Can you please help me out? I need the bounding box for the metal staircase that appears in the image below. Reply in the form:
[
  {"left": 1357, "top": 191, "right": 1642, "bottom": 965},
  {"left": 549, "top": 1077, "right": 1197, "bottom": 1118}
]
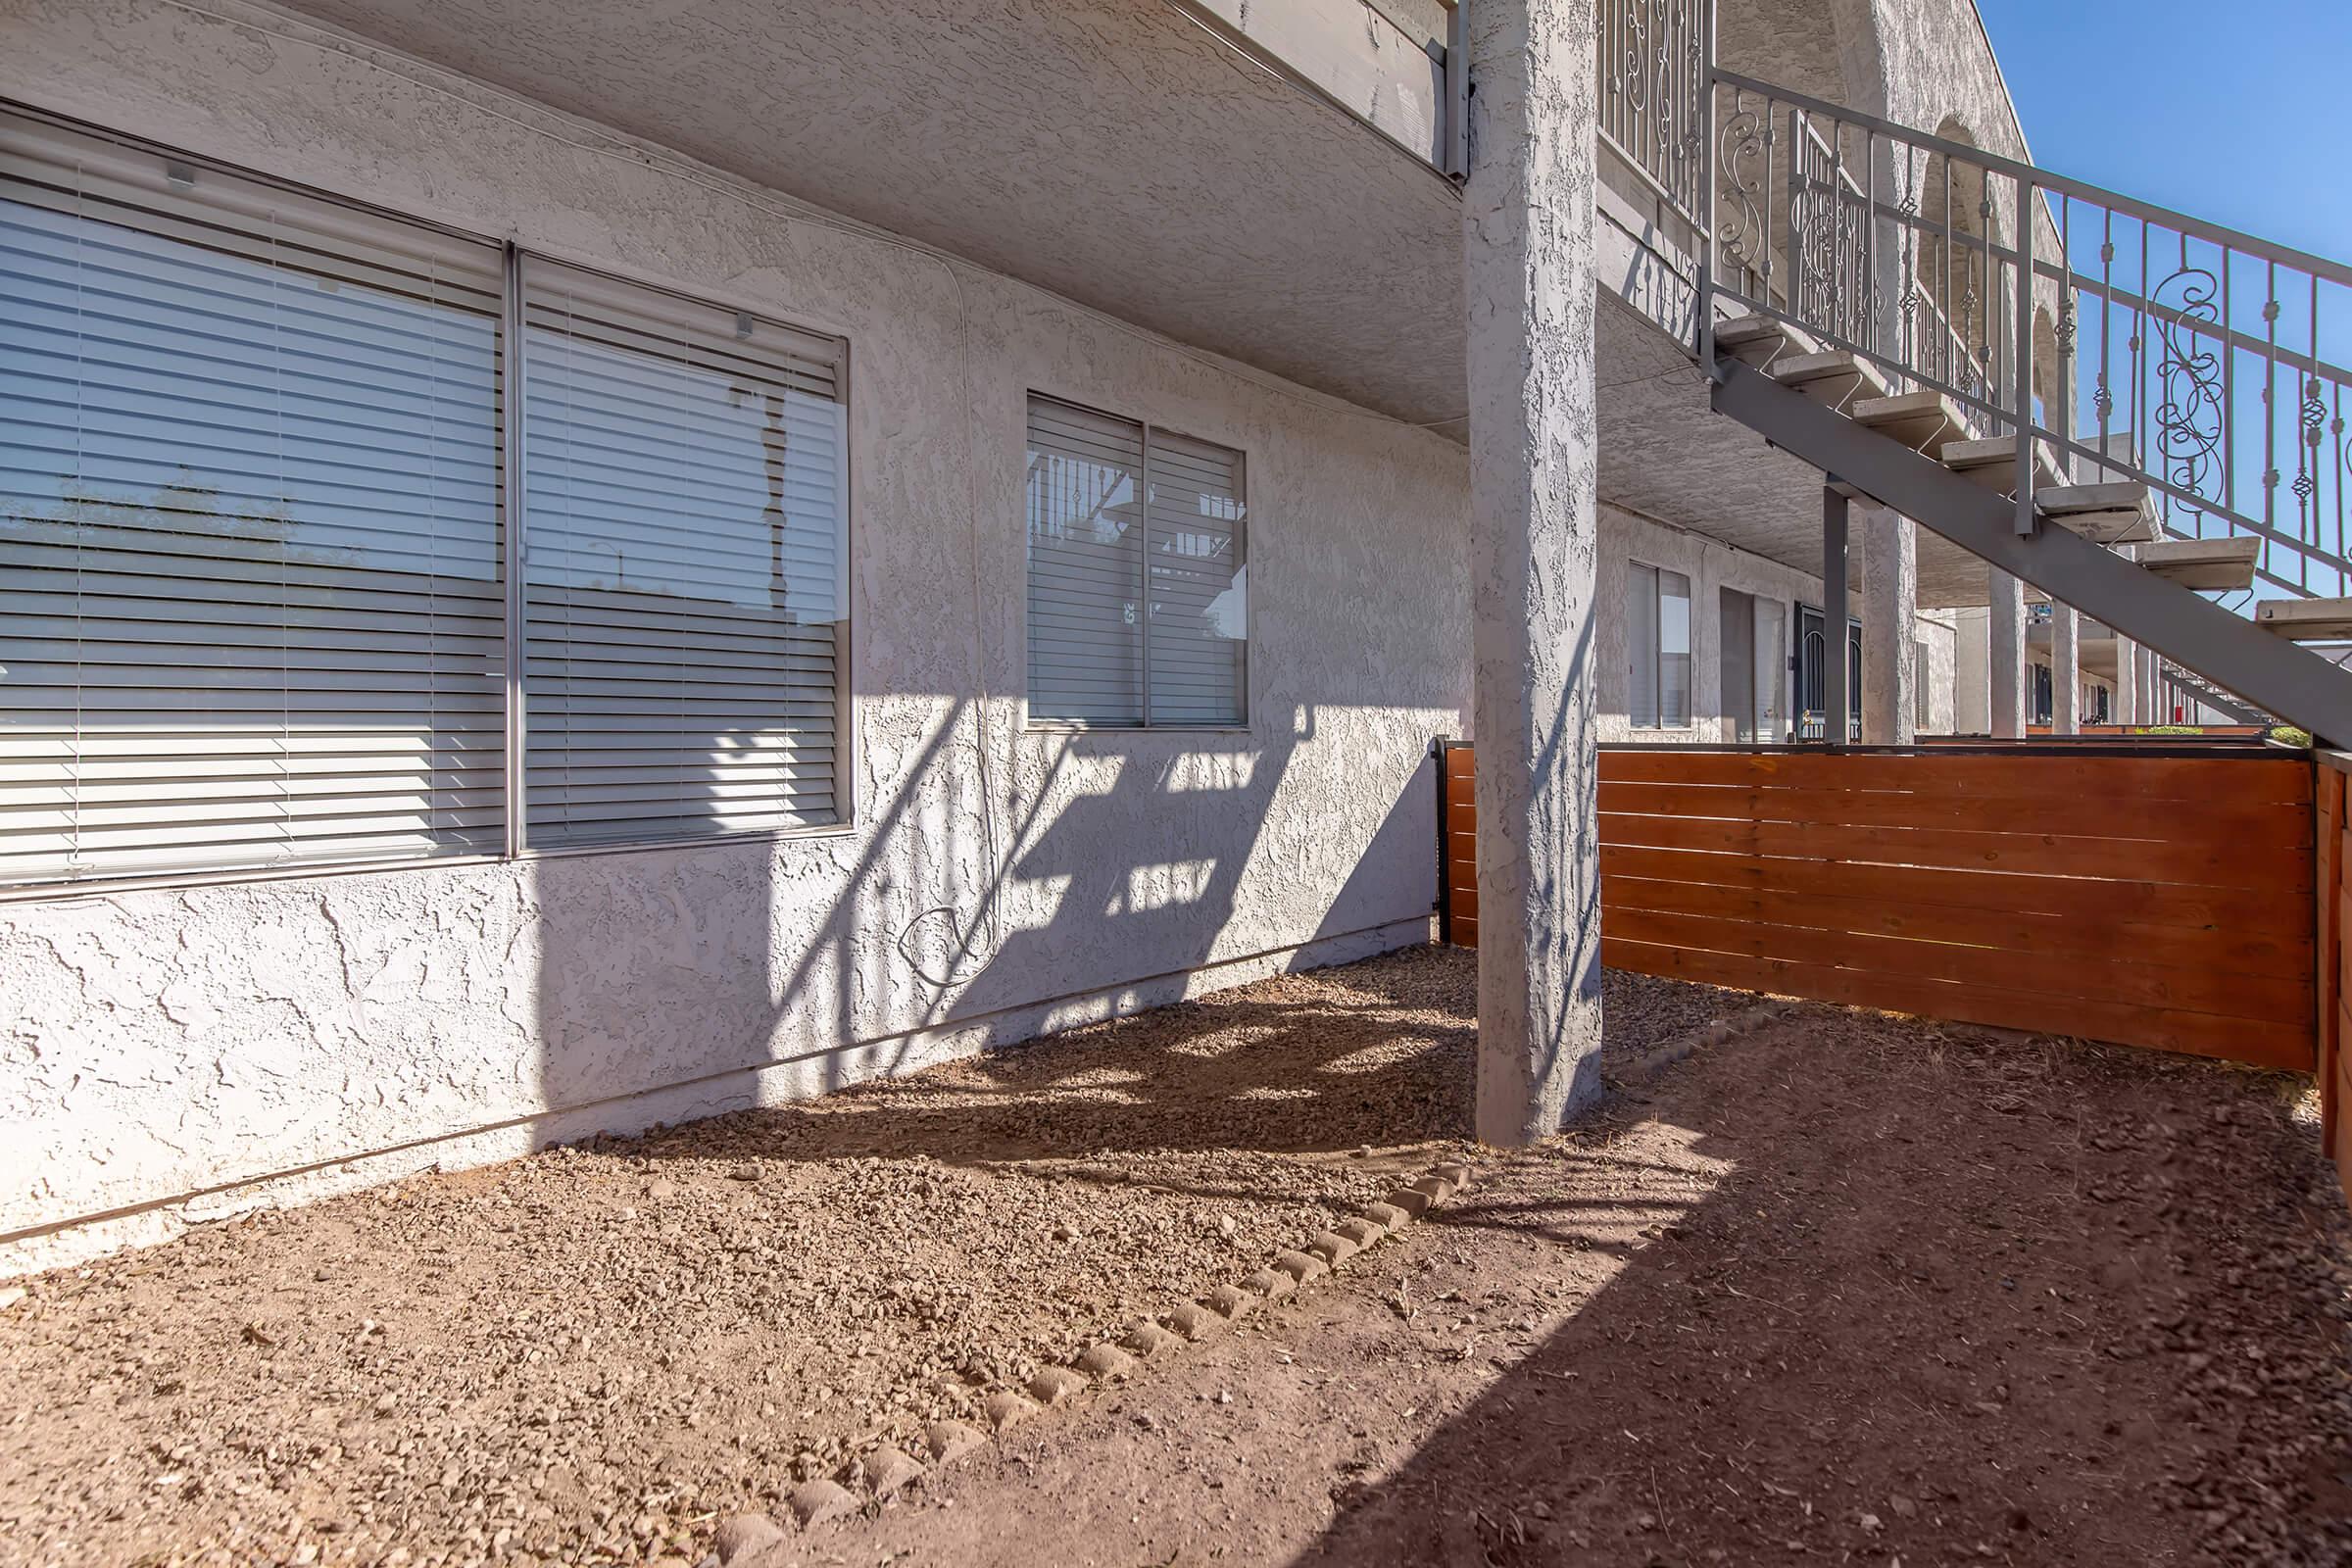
[{"left": 1598, "top": 17, "right": 2352, "bottom": 740}]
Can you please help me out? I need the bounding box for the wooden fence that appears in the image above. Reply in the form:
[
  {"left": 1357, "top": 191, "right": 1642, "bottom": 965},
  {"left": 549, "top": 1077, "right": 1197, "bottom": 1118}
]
[
  {"left": 1440, "top": 742, "right": 2317, "bottom": 1071},
  {"left": 2318, "top": 756, "right": 2351, "bottom": 1206}
]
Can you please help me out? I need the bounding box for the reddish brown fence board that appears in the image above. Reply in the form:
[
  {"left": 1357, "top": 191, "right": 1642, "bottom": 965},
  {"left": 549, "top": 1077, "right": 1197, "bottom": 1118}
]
[
  {"left": 1446, "top": 744, "right": 2318, "bottom": 1072},
  {"left": 2318, "top": 758, "right": 2351, "bottom": 1206}
]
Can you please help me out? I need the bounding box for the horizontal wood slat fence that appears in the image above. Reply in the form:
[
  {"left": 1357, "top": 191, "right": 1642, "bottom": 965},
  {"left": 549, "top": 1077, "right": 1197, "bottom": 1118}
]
[
  {"left": 2316, "top": 756, "right": 2350, "bottom": 1210},
  {"left": 1440, "top": 741, "right": 2317, "bottom": 1071}
]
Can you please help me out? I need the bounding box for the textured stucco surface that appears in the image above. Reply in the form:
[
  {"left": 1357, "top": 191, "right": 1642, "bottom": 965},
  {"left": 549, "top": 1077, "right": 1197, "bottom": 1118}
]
[
  {"left": 2050, "top": 605, "right": 2082, "bottom": 732},
  {"left": 0, "top": 0, "right": 2033, "bottom": 1261},
  {"left": 1987, "top": 568, "right": 2029, "bottom": 737},
  {"left": 1860, "top": 506, "right": 1919, "bottom": 742},
  {"left": 1461, "top": 0, "right": 1604, "bottom": 1146},
  {"left": 0, "top": 0, "right": 1469, "bottom": 1270}
]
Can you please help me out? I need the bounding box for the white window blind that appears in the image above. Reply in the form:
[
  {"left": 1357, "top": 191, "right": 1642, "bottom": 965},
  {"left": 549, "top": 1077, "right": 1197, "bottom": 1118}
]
[
  {"left": 519, "top": 259, "right": 848, "bottom": 848},
  {"left": 1025, "top": 394, "right": 1246, "bottom": 728},
  {"left": 1145, "top": 431, "right": 1247, "bottom": 726},
  {"left": 1628, "top": 564, "right": 1660, "bottom": 727},
  {"left": 1627, "top": 561, "right": 1690, "bottom": 730},
  {"left": 1659, "top": 567, "right": 1692, "bottom": 726},
  {"left": 0, "top": 113, "right": 506, "bottom": 886}
]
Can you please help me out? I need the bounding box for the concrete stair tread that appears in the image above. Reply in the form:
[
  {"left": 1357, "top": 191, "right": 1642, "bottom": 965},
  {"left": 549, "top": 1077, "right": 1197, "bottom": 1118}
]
[
  {"left": 1852, "top": 390, "right": 1975, "bottom": 459},
  {"left": 1943, "top": 434, "right": 2064, "bottom": 495},
  {"left": 2256, "top": 597, "right": 2352, "bottom": 640},
  {"left": 2037, "top": 481, "right": 2149, "bottom": 515},
  {"left": 1768, "top": 349, "right": 1895, "bottom": 410},
  {"left": 2137, "top": 535, "right": 2260, "bottom": 592},
  {"left": 1715, "top": 315, "right": 1819, "bottom": 369},
  {"left": 2036, "top": 481, "right": 2157, "bottom": 545}
]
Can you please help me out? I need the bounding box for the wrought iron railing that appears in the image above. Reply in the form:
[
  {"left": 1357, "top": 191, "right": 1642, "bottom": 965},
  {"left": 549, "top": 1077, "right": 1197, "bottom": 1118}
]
[
  {"left": 1596, "top": 0, "right": 1709, "bottom": 220},
  {"left": 1592, "top": 0, "right": 2352, "bottom": 606}
]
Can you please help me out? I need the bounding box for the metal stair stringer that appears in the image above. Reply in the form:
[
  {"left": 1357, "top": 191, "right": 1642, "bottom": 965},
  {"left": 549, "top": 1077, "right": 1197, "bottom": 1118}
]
[{"left": 1710, "top": 357, "right": 2352, "bottom": 746}]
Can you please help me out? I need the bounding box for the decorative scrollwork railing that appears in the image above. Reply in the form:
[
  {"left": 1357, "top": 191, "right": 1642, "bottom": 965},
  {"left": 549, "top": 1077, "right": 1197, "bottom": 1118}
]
[
  {"left": 1596, "top": 0, "right": 1708, "bottom": 220},
  {"left": 1690, "top": 67, "right": 2352, "bottom": 603},
  {"left": 1592, "top": 0, "right": 2352, "bottom": 603}
]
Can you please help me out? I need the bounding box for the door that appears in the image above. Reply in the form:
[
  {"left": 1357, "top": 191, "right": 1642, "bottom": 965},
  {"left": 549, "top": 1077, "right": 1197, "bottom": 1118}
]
[
  {"left": 1720, "top": 587, "right": 1755, "bottom": 742},
  {"left": 1798, "top": 606, "right": 1827, "bottom": 738}
]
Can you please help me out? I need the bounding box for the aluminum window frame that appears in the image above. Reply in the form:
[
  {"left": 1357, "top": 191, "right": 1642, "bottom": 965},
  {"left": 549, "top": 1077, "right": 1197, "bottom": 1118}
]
[
  {"left": 1626, "top": 557, "right": 1694, "bottom": 732},
  {"left": 0, "top": 102, "right": 859, "bottom": 903},
  {"left": 1020, "top": 390, "right": 1252, "bottom": 735}
]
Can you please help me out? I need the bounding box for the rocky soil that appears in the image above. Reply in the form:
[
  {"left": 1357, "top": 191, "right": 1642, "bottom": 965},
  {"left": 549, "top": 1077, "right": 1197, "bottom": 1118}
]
[
  {"left": 9, "top": 949, "right": 2347, "bottom": 1568},
  {"left": 0, "top": 949, "right": 1744, "bottom": 1567}
]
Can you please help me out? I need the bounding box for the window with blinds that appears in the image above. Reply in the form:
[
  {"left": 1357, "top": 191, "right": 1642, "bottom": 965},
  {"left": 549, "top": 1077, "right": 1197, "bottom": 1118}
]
[
  {"left": 1025, "top": 395, "right": 1246, "bottom": 728},
  {"left": 0, "top": 111, "right": 856, "bottom": 891},
  {"left": 519, "top": 260, "right": 847, "bottom": 848},
  {"left": 0, "top": 113, "right": 507, "bottom": 886},
  {"left": 1627, "top": 561, "right": 1692, "bottom": 729}
]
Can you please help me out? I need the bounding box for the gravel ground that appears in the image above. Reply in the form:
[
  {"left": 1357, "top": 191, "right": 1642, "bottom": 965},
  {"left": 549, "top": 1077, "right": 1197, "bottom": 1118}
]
[
  {"left": 0, "top": 947, "right": 1758, "bottom": 1568},
  {"left": 831, "top": 1004, "right": 2352, "bottom": 1568}
]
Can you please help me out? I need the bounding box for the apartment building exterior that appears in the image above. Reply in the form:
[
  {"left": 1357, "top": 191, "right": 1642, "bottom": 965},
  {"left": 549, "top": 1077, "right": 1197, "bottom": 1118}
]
[{"left": 0, "top": 0, "right": 2209, "bottom": 1271}]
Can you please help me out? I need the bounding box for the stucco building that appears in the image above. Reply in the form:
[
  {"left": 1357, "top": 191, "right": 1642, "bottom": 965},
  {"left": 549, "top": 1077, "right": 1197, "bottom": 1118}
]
[{"left": 0, "top": 0, "right": 2314, "bottom": 1273}]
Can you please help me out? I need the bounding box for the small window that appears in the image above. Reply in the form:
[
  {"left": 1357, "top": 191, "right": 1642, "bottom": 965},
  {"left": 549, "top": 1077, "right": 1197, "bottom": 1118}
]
[
  {"left": 1628, "top": 562, "right": 1692, "bottom": 728},
  {"left": 1024, "top": 395, "right": 1247, "bottom": 728}
]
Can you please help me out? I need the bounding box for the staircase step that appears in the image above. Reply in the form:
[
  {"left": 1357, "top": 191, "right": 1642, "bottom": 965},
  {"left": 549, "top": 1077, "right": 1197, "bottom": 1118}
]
[
  {"left": 2136, "top": 535, "right": 2260, "bottom": 592},
  {"left": 2256, "top": 597, "right": 2352, "bottom": 640},
  {"left": 1768, "top": 350, "right": 1895, "bottom": 412},
  {"left": 1942, "top": 435, "right": 2064, "bottom": 495},
  {"left": 1715, "top": 315, "right": 1819, "bottom": 370},
  {"left": 1852, "top": 391, "right": 1974, "bottom": 459},
  {"left": 2036, "top": 482, "right": 2159, "bottom": 545}
]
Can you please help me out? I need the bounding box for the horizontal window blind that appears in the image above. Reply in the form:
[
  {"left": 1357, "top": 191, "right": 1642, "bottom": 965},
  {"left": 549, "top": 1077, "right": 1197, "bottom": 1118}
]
[
  {"left": 520, "top": 259, "right": 848, "bottom": 848},
  {"left": 1025, "top": 395, "right": 1246, "bottom": 728},
  {"left": 1628, "top": 564, "right": 1661, "bottom": 727},
  {"left": 0, "top": 113, "right": 506, "bottom": 886},
  {"left": 1026, "top": 397, "right": 1144, "bottom": 724},
  {"left": 1145, "top": 431, "right": 1246, "bottom": 727}
]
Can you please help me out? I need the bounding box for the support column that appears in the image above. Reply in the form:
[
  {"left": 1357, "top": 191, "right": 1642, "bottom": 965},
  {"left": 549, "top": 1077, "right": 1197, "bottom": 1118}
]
[
  {"left": 2113, "top": 546, "right": 2139, "bottom": 725},
  {"left": 1859, "top": 506, "right": 1916, "bottom": 743},
  {"left": 2143, "top": 646, "right": 2166, "bottom": 724},
  {"left": 1461, "top": 0, "right": 1602, "bottom": 1146},
  {"left": 2050, "top": 603, "right": 2081, "bottom": 734},
  {"left": 1987, "top": 565, "right": 2028, "bottom": 738}
]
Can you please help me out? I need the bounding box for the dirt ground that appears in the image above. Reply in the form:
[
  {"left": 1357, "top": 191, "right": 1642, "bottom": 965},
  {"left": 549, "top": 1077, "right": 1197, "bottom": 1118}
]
[{"left": 5, "top": 947, "right": 2350, "bottom": 1568}]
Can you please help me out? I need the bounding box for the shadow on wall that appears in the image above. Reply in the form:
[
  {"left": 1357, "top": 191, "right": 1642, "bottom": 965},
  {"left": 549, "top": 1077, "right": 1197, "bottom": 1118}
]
[{"left": 525, "top": 696, "right": 1443, "bottom": 1133}]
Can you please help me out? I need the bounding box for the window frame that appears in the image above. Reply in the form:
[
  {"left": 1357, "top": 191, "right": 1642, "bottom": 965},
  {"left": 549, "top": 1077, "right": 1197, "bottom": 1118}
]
[
  {"left": 1626, "top": 558, "right": 1693, "bottom": 732},
  {"left": 1020, "top": 390, "right": 1251, "bottom": 735},
  {"left": 0, "top": 104, "right": 858, "bottom": 902}
]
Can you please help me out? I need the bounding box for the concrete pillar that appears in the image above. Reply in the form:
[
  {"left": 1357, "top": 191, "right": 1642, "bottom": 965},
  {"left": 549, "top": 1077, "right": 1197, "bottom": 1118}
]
[
  {"left": 1954, "top": 607, "right": 1990, "bottom": 733},
  {"left": 1823, "top": 487, "right": 1850, "bottom": 743},
  {"left": 1987, "top": 566, "right": 2028, "bottom": 738},
  {"left": 2112, "top": 545, "right": 2139, "bottom": 725},
  {"left": 2142, "top": 647, "right": 2166, "bottom": 723},
  {"left": 1860, "top": 506, "right": 1916, "bottom": 743},
  {"left": 1461, "top": 0, "right": 1602, "bottom": 1147},
  {"left": 2050, "top": 604, "right": 2081, "bottom": 734}
]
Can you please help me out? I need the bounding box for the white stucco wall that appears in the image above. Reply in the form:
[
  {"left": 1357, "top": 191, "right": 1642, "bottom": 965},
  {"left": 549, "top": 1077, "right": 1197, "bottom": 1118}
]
[{"left": 0, "top": 0, "right": 1473, "bottom": 1272}]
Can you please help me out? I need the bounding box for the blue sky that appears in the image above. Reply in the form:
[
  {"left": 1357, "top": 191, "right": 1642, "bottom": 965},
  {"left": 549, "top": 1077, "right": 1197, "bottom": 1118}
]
[{"left": 1973, "top": 0, "right": 2352, "bottom": 264}]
